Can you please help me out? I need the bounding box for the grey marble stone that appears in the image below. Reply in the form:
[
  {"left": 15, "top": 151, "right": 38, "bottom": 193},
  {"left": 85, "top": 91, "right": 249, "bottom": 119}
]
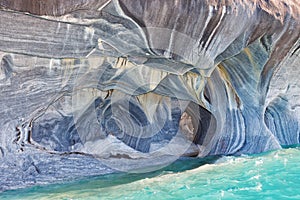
[{"left": 0, "top": 0, "right": 299, "bottom": 191}]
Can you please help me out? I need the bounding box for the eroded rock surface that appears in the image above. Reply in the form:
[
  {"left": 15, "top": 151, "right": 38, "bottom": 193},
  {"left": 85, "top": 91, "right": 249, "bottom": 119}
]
[{"left": 0, "top": 0, "right": 299, "bottom": 191}]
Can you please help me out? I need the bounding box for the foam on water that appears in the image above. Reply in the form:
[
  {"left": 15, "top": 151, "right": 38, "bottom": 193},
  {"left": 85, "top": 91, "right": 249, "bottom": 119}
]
[{"left": 1, "top": 147, "right": 300, "bottom": 200}]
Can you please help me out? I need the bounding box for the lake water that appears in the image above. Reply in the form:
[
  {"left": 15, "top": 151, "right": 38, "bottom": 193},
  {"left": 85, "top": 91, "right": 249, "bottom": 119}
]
[{"left": 1, "top": 146, "right": 299, "bottom": 200}]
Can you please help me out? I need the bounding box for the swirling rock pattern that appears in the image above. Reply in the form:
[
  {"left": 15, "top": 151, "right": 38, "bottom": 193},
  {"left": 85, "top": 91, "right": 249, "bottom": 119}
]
[{"left": 0, "top": 0, "right": 299, "bottom": 191}]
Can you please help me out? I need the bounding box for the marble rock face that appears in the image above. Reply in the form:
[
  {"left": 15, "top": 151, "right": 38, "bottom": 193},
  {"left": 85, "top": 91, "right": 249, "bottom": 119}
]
[{"left": 0, "top": 0, "right": 300, "bottom": 191}]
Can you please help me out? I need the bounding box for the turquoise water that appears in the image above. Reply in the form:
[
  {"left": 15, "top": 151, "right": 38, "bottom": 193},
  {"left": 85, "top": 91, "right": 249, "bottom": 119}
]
[{"left": 1, "top": 146, "right": 300, "bottom": 200}]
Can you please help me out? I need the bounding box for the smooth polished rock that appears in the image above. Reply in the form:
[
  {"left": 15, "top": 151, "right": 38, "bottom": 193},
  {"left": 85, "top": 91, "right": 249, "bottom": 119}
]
[{"left": 0, "top": 0, "right": 299, "bottom": 191}]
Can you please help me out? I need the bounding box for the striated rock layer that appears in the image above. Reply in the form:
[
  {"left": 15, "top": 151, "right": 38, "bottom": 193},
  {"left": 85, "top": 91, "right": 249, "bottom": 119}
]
[{"left": 0, "top": 0, "right": 300, "bottom": 191}]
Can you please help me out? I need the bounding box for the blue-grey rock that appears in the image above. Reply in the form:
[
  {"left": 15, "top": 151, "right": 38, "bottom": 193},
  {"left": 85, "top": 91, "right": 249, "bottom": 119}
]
[{"left": 0, "top": 0, "right": 299, "bottom": 191}]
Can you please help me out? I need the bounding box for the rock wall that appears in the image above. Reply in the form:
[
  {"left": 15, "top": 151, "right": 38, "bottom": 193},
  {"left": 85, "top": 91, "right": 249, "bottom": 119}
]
[{"left": 0, "top": 0, "right": 299, "bottom": 191}]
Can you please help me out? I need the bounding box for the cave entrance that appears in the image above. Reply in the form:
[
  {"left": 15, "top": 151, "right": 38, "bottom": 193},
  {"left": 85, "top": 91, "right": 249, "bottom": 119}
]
[{"left": 182, "top": 101, "right": 217, "bottom": 155}]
